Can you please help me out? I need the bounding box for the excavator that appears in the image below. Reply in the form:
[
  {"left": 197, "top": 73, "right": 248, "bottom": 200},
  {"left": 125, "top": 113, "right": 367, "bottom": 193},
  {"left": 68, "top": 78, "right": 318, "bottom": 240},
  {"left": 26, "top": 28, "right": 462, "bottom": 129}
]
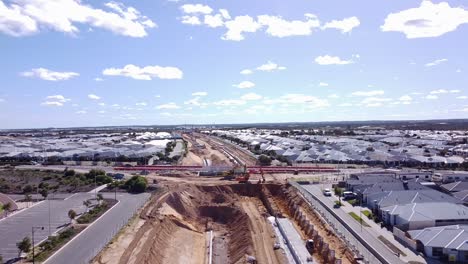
[{"left": 235, "top": 164, "right": 250, "bottom": 183}]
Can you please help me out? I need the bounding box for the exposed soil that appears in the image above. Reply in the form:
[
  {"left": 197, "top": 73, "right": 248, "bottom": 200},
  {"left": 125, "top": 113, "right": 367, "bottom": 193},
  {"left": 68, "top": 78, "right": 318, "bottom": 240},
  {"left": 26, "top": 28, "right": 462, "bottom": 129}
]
[{"left": 95, "top": 182, "right": 355, "bottom": 264}]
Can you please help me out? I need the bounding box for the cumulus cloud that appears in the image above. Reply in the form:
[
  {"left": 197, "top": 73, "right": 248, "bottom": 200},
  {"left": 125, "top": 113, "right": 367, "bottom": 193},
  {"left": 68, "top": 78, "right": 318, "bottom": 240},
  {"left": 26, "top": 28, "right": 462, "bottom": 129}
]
[
  {"left": 241, "top": 93, "right": 262, "bottom": 101},
  {"left": 102, "top": 64, "right": 183, "bottom": 80},
  {"left": 88, "top": 94, "right": 100, "bottom": 100},
  {"left": 46, "top": 95, "right": 71, "bottom": 103},
  {"left": 456, "top": 96, "right": 467, "bottom": 99},
  {"left": 156, "top": 102, "right": 180, "bottom": 109},
  {"left": 381, "top": 1, "right": 468, "bottom": 38},
  {"left": 180, "top": 4, "right": 212, "bottom": 14},
  {"left": 351, "top": 90, "right": 385, "bottom": 97},
  {"left": 319, "top": 82, "right": 329, "bottom": 87},
  {"left": 257, "top": 14, "right": 320, "bottom": 38},
  {"left": 322, "top": 16, "right": 360, "bottom": 33},
  {"left": 179, "top": 5, "right": 360, "bottom": 41},
  {"left": 181, "top": 16, "right": 201, "bottom": 25},
  {"left": 240, "top": 69, "right": 253, "bottom": 75},
  {"left": 21, "top": 68, "right": 79, "bottom": 81},
  {"left": 425, "top": 58, "right": 448, "bottom": 67},
  {"left": 315, "top": 55, "right": 354, "bottom": 65},
  {"left": 222, "top": 15, "right": 261, "bottom": 41},
  {"left": 233, "top": 81, "right": 255, "bottom": 89},
  {"left": 0, "top": 0, "right": 156, "bottom": 37},
  {"left": 360, "top": 97, "right": 392, "bottom": 107},
  {"left": 426, "top": 94, "right": 438, "bottom": 99},
  {"left": 256, "top": 61, "right": 286, "bottom": 71},
  {"left": 399, "top": 95, "right": 413, "bottom": 101},
  {"left": 135, "top": 102, "right": 147, "bottom": 106},
  {"left": 41, "top": 95, "right": 71, "bottom": 107},
  {"left": 192, "top": 91, "right": 208, "bottom": 96}
]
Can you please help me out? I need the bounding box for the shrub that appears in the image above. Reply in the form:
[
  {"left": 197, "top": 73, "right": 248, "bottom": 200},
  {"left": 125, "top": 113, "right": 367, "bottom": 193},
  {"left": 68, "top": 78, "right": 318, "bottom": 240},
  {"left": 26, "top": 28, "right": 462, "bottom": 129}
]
[{"left": 124, "top": 176, "right": 147, "bottom": 193}]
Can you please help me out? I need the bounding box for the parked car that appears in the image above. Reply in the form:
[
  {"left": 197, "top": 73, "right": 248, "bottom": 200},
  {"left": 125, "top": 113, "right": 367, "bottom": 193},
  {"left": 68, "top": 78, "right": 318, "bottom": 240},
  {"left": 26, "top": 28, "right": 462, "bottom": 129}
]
[{"left": 323, "top": 188, "right": 332, "bottom": 196}]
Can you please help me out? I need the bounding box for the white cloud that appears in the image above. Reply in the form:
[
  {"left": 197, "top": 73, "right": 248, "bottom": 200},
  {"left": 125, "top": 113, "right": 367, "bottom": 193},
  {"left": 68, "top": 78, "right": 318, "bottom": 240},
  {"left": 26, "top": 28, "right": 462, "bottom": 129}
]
[
  {"left": 338, "top": 103, "right": 353, "bottom": 107},
  {"left": 136, "top": 102, "right": 147, "bottom": 106},
  {"left": 181, "top": 16, "right": 201, "bottom": 25},
  {"left": 360, "top": 97, "right": 392, "bottom": 107},
  {"left": 233, "top": 81, "right": 255, "bottom": 89},
  {"left": 381, "top": 1, "right": 468, "bottom": 38},
  {"left": 256, "top": 61, "right": 286, "bottom": 71},
  {"left": 0, "top": 98, "right": 5, "bottom": 102},
  {"left": 213, "top": 99, "right": 246, "bottom": 106},
  {"left": 322, "top": 16, "right": 360, "bottom": 33},
  {"left": 425, "top": 58, "right": 448, "bottom": 67},
  {"left": 192, "top": 91, "right": 208, "bottom": 96},
  {"left": 46, "top": 95, "right": 71, "bottom": 103},
  {"left": 156, "top": 102, "right": 180, "bottom": 109},
  {"left": 319, "top": 82, "right": 329, "bottom": 87},
  {"left": 456, "top": 96, "right": 468, "bottom": 99},
  {"left": 94, "top": 77, "right": 104, "bottom": 82},
  {"left": 180, "top": 4, "right": 213, "bottom": 15},
  {"left": 399, "top": 95, "right": 413, "bottom": 101},
  {"left": 240, "top": 69, "right": 253, "bottom": 75},
  {"left": 429, "top": 89, "right": 459, "bottom": 94},
  {"left": 88, "top": 94, "right": 100, "bottom": 100},
  {"left": 222, "top": 15, "right": 261, "bottom": 41},
  {"left": 41, "top": 101, "right": 63, "bottom": 107},
  {"left": 219, "top": 9, "right": 231, "bottom": 20},
  {"left": 241, "top": 93, "right": 262, "bottom": 101},
  {"left": 103, "top": 64, "right": 183, "bottom": 80},
  {"left": 204, "top": 14, "right": 224, "bottom": 28},
  {"left": 456, "top": 69, "right": 462, "bottom": 73},
  {"left": 0, "top": 0, "right": 156, "bottom": 37},
  {"left": 21, "top": 68, "right": 78, "bottom": 81},
  {"left": 315, "top": 55, "right": 354, "bottom": 65},
  {"left": 76, "top": 110, "right": 87, "bottom": 114},
  {"left": 426, "top": 94, "right": 438, "bottom": 100},
  {"left": 280, "top": 94, "right": 329, "bottom": 108},
  {"left": 351, "top": 90, "right": 385, "bottom": 97},
  {"left": 328, "top": 94, "right": 339, "bottom": 98},
  {"left": 257, "top": 14, "right": 320, "bottom": 38}
]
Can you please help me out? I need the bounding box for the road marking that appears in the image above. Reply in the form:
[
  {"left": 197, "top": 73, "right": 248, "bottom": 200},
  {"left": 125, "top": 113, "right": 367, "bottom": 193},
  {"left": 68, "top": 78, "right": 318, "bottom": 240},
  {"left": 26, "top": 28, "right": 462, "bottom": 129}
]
[{"left": 43, "top": 199, "right": 121, "bottom": 264}]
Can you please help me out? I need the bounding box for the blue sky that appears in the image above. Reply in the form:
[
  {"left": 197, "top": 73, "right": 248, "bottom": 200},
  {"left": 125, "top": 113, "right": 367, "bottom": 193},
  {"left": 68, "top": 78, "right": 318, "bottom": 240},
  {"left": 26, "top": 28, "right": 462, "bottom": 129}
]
[{"left": 0, "top": 0, "right": 467, "bottom": 129}]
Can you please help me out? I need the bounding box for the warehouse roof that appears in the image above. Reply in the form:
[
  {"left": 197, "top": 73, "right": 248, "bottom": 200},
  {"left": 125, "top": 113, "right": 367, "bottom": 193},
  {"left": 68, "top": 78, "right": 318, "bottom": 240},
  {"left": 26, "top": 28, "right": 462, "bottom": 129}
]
[{"left": 409, "top": 225, "right": 468, "bottom": 250}]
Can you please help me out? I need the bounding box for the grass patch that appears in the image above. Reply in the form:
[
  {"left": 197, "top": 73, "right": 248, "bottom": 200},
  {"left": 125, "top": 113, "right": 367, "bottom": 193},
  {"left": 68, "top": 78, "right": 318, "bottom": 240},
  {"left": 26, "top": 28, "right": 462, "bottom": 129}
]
[
  {"left": 362, "top": 210, "right": 373, "bottom": 219},
  {"left": 378, "top": 235, "right": 407, "bottom": 257},
  {"left": 348, "top": 212, "right": 370, "bottom": 227},
  {"left": 77, "top": 199, "right": 115, "bottom": 224},
  {"left": 33, "top": 226, "right": 85, "bottom": 262},
  {"left": 347, "top": 199, "right": 357, "bottom": 206}
]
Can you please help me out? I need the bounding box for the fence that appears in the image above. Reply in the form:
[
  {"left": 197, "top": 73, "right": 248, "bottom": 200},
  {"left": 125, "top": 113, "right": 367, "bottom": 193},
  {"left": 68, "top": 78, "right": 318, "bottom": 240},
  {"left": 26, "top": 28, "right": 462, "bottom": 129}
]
[{"left": 289, "top": 181, "right": 393, "bottom": 264}]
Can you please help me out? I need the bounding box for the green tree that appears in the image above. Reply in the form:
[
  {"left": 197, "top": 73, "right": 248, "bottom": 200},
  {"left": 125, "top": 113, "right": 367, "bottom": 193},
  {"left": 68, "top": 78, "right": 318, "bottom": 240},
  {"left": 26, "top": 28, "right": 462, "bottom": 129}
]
[
  {"left": 39, "top": 188, "right": 48, "bottom": 200},
  {"left": 64, "top": 169, "right": 76, "bottom": 177},
  {"left": 97, "top": 193, "right": 103, "bottom": 205},
  {"left": 258, "top": 155, "right": 272, "bottom": 166},
  {"left": 22, "top": 185, "right": 33, "bottom": 194},
  {"left": 83, "top": 200, "right": 91, "bottom": 213},
  {"left": 3, "top": 202, "right": 12, "bottom": 216},
  {"left": 16, "top": 237, "right": 31, "bottom": 258},
  {"left": 124, "top": 176, "right": 147, "bottom": 193},
  {"left": 68, "top": 209, "right": 77, "bottom": 224}
]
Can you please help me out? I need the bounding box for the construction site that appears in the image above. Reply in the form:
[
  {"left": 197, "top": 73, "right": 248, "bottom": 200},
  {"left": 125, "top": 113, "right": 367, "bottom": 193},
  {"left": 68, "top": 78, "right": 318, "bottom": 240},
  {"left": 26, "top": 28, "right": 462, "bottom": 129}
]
[{"left": 94, "top": 133, "right": 355, "bottom": 264}]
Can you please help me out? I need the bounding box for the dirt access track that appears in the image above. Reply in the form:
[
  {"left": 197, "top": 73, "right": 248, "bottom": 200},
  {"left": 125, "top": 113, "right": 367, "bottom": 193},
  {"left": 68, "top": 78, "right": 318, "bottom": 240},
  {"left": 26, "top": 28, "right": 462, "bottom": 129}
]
[{"left": 94, "top": 182, "right": 354, "bottom": 264}]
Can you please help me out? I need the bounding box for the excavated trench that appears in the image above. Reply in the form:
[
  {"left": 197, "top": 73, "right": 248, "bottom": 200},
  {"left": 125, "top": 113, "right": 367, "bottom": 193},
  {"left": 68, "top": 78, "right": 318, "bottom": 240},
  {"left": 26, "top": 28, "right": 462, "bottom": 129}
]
[{"left": 113, "top": 183, "right": 353, "bottom": 264}]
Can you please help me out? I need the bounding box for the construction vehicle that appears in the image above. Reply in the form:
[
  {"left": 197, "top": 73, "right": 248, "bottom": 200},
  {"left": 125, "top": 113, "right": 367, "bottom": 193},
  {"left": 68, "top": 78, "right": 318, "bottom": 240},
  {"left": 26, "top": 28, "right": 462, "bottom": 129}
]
[{"left": 236, "top": 173, "right": 250, "bottom": 183}]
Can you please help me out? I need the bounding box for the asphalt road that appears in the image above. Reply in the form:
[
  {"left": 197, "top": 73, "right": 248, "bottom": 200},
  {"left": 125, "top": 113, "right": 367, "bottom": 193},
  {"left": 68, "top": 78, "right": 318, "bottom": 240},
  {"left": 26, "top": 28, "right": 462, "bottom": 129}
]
[
  {"left": 0, "top": 193, "right": 89, "bottom": 262},
  {"left": 300, "top": 184, "right": 404, "bottom": 264},
  {"left": 44, "top": 192, "right": 150, "bottom": 264}
]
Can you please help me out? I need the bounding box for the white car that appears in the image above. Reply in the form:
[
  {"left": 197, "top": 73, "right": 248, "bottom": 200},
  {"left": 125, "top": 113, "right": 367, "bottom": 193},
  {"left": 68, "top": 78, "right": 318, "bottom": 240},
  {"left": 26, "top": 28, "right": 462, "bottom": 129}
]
[{"left": 323, "top": 188, "right": 332, "bottom": 196}]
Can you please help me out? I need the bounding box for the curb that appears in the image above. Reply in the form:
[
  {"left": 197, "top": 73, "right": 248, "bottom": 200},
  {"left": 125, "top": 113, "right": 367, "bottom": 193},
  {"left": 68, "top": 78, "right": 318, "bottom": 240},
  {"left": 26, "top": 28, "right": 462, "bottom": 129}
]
[{"left": 43, "top": 199, "right": 121, "bottom": 264}]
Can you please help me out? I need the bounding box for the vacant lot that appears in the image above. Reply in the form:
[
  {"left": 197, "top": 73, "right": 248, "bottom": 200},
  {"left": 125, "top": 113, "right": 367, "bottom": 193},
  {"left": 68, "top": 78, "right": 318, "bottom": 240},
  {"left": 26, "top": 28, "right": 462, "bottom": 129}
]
[{"left": 0, "top": 168, "right": 97, "bottom": 194}]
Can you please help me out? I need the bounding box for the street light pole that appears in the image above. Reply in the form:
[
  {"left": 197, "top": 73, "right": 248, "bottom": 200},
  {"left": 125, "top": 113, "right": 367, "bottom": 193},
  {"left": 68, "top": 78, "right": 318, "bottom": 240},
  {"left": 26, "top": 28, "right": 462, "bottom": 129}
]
[{"left": 32, "top": 226, "right": 44, "bottom": 264}]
